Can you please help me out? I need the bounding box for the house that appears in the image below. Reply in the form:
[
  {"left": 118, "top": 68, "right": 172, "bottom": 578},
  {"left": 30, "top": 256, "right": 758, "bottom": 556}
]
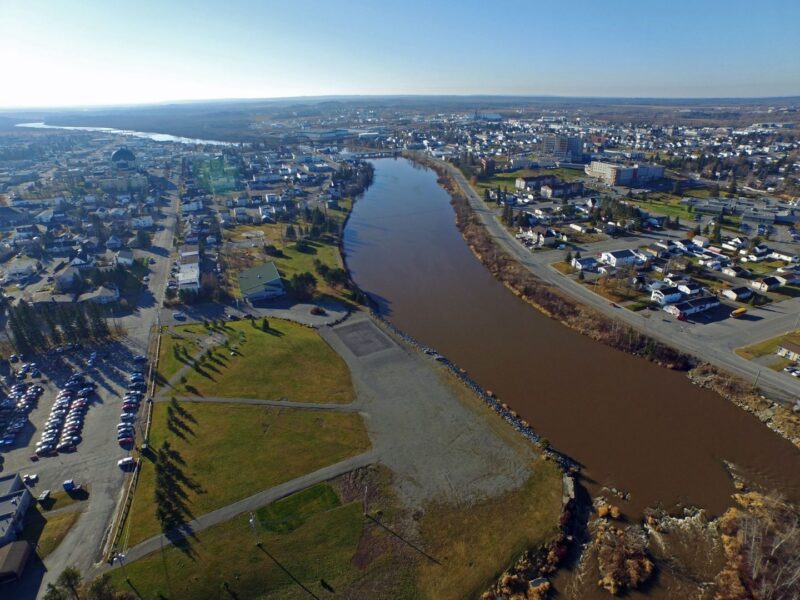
[
  {"left": 70, "top": 252, "right": 96, "bottom": 270},
  {"left": 54, "top": 266, "right": 82, "bottom": 293},
  {"left": 751, "top": 276, "right": 783, "bottom": 293},
  {"left": 0, "top": 207, "right": 28, "bottom": 228},
  {"left": 752, "top": 243, "right": 771, "bottom": 257},
  {"left": 651, "top": 286, "right": 683, "bottom": 306},
  {"left": 722, "top": 265, "right": 751, "bottom": 278},
  {"left": 677, "top": 281, "right": 704, "bottom": 296},
  {"left": 777, "top": 341, "right": 800, "bottom": 363},
  {"left": 600, "top": 249, "right": 639, "bottom": 268},
  {"left": 0, "top": 474, "right": 32, "bottom": 547},
  {"left": 78, "top": 283, "right": 120, "bottom": 304},
  {"left": 105, "top": 235, "right": 122, "bottom": 250},
  {"left": 179, "top": 245, "right": 200, "bottom": 260},
  {"left": 722, "top": 286, "right": 753, "bottom": 302},
  {"left": 664, "top": 296, "right": 720, "bottom": 318},
  {"left": 238, "top": 261, "right": 284, "bottom": 302},
  {"left": 114, "top": 249, "right": 135, "bottom": 267},
  {"left": 692, "top": 235, "right": 710, "bottom": 248},
  {"left": 571, "top": 256, "right": 598, "bottom": 271},
  {"left": 4, "top": 259, "right": 36, "bottom": 282},
  {"left": 770, "top": 251, "right": 797, "bottom": 263},
  {"left": 131, "top": 215, "right": 154, "bottom": 229},
  {"left": 177, "top": 263, "right": 200, "bottom": 292}
]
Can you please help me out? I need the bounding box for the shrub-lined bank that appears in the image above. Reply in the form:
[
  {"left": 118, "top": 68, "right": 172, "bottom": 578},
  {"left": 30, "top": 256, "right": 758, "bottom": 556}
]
[
  {"left": 418, "top": 157, "right": 800, "bottom": 452},
  {"left": 434, "top": 163, "right": 692, "bottom": 370}
]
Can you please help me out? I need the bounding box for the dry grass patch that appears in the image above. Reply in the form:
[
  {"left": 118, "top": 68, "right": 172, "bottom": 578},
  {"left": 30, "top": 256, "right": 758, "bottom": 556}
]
[{"left": 417, "top": 458, "right": 563, "bottom": 599}]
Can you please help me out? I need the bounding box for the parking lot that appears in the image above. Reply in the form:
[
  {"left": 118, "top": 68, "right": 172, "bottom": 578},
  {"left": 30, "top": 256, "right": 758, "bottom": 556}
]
[{"left": 0, "top": 341, "right": 150, "bottom": 530}]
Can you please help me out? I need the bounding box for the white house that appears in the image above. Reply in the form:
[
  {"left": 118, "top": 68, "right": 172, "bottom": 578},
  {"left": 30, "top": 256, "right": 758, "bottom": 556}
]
[
  {"left": 571, "top": 256, "right": 599, "bottom": 271},
  {"left": 600, "top": 249, "right": 639, "bottom": 268},
  {"left": 722, "top": 286, "right": 753, "bottom": 302},
  {"left": 751, "top": 277, "right": 783, "bottom": 293},
  {"left": 651, "top": 286, "right": 683, "bottom": 306},
  {"left": 115, "top": 249, "right": 135, "bottom": 267}
]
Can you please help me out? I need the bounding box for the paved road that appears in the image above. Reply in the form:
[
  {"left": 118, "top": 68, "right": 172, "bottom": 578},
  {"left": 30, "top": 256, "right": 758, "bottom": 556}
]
[
  {"left": 159, "top": 395, "right": 361, "bottom": 412},
  {"left": 441, "top": 161, "right": 800, "bottom": 403}
]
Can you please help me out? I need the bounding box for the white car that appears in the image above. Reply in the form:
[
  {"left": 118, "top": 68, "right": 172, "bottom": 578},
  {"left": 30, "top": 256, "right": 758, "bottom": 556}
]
[{"left": 117, "top": 457, "right": 136, "bottom": 469}]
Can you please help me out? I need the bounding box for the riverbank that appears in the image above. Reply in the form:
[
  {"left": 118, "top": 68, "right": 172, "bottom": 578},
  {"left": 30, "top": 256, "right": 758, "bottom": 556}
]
[
  {"left": 415, "top": 154, "right": 800, "bottom": 452},
  {"left": 333, "top": 166, "right": 582, "bottom": 597}
]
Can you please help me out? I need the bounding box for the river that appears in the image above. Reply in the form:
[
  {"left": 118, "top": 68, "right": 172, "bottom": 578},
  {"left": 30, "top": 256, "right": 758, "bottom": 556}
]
[
  {"left": 15, "top": 122, "right": 235, "bottom": 146},
  {"left": 343, "top": 157, "right": 800, "bottom": 594}
]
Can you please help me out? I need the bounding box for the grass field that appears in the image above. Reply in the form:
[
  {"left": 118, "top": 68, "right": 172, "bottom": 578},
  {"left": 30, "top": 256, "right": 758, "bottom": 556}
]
[
  {"left": 416, "top": 459, "right": 563, "bottom": 599},
  {"left": 122, "top": 402, "right": 370, "bottom": 547},
  {"left": 110, "top": 457, "right": 563, "bottom": 600},
  {"left": 21, "top": 507, "right": 82, "bottom": 559},
  {"left": 109, "top": 485, "right": 415, "bottom": 600},
  {"left": 176, "top": 320, "right": 354, "bottom": 402},
  {"left": 472, "top": 167, "right": 585, "bottom": 195},
  {"left": 736, "top": 330, "right": 800, "bottom": 361},
  {"left": 156, "top": 328, "right": 201, "bottom": 385}
]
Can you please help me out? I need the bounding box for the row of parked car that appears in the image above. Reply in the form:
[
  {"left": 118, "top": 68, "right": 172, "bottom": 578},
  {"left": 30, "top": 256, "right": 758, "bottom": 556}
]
[
  {"left": 34, "top": 374, "right": 96, "bottom": 457},
  {"left": 1, "top": 383, "right": 43, "bottom": 447},
  {"left": 117, "top": 358, "right": 147, "bottom": 448}
]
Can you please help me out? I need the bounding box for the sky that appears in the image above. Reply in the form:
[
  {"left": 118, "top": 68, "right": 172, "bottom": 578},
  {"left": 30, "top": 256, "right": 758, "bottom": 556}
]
[{"left": 1, "top": 0, "right": 799, "bottom": 109}]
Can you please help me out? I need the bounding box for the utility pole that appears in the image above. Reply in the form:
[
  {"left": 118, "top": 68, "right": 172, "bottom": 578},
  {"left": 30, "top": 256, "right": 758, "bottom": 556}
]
[{"left": 248, "top": 512, "right": 260, "bottom": 546}]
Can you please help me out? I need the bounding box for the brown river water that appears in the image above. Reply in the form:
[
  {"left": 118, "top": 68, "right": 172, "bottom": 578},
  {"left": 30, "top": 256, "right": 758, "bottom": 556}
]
[{"left": 343, "top": 158, "right": 800, "bottom": 596}]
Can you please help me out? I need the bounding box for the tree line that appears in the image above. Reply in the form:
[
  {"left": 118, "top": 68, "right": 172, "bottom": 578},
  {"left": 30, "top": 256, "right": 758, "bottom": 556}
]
[{"left": 7, "top": 299, "right": 110, "bottom": 354}]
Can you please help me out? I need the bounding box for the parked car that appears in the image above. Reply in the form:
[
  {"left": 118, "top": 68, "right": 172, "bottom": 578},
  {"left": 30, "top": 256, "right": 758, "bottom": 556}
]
[{"left": 117, "top": 457, "right": 136, "bottom": 469}]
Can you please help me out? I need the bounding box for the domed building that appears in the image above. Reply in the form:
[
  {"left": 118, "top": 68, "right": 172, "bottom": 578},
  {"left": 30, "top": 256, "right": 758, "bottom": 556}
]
[{"left": 111, "top": 147, "right": 136, "bottom": 171}]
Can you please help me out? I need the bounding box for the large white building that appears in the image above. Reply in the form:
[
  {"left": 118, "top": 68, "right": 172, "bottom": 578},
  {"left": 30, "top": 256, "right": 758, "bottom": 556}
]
[{"left": 585, "top": 161, "right": 665, "bottom": 186}]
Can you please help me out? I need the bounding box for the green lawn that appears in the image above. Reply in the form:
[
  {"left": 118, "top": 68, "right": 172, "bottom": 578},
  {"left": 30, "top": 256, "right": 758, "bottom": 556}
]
[
  {"left": 177, "top": 320, "right": 354, "bottom": 402},
  {"left": 272, "top": 239, "right": 342, "bottom": 283},
  {"left": 156, "top": 328, "right": 201, "bottom": 386},
  {"left": 122, "top": 402, "right": 370, "bottom": 547},
  {"left": 736, "top": 330, "right": 800, "bottom": 361},
  {"left": 109, "top": 485, "right": 415, "bottom": 600},
  {"left": 473, "top": 167, "right": 584, "bottom": 194}
]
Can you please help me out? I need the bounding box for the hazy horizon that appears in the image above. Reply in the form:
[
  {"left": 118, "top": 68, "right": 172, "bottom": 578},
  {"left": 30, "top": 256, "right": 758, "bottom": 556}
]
[
  {"left": 1, "top": 0, "right": 799, "bottom": 109},
  {"left": 3, "top": 91, "right": 800, "bottom": 114}
]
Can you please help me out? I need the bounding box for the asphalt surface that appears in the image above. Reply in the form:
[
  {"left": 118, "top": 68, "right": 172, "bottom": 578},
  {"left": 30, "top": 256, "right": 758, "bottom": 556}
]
[{"left": 442, "top": 161, "right": 800, "bottom": 403}]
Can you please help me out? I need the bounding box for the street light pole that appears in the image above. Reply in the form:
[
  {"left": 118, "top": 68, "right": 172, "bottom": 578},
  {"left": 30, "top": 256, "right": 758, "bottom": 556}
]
[{"left": 248, "top": 512, "right": 260, "bottom": 546}]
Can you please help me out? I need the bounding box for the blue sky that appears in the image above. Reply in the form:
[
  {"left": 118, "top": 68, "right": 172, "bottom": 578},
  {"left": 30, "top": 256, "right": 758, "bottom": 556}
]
[{"left": 1, "top": 0, "right": 798, "bottom": 108}]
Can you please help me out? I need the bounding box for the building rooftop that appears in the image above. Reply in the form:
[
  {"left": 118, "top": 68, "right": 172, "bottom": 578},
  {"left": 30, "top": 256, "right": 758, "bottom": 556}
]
[{"left": 238, "top": 261, "right": 281, "bottom": 297}]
